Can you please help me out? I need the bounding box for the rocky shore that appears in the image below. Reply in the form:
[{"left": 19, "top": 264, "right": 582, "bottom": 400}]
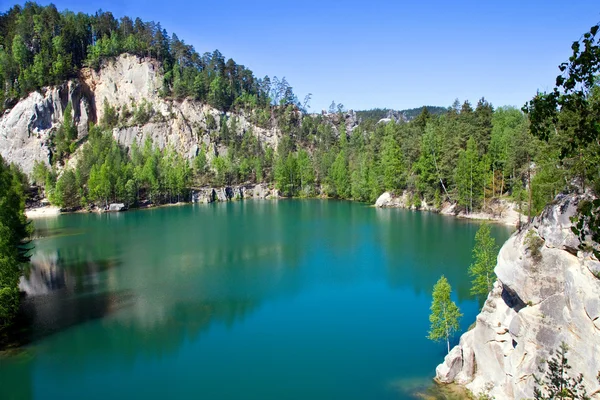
[
  {"left": 375, "top": 191, "right": 524, "bottom": 226},
  {"left": 191, "top": 184, "right": 280, "bottom": 203},
  {"left": 435, "top": 194, "right": 600, "bottom": 399}
]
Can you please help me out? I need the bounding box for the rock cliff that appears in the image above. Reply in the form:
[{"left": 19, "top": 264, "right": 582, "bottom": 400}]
[
  {"left": 1, "top": 54, "right": 362, "bottom": 177},
  {"left": 0, "top": 54, "right": 285, "bottom": 175},
  {"left": 435, "top": 194, "right": 600, "bottom": 399},
  {"left": 0, "top": 81, "right": 93, "bottom": 174}
]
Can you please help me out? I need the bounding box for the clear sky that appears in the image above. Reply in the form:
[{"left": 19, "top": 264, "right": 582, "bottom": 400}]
[{"left": 5, "top": 0, "right": 600, "bottom": 111}]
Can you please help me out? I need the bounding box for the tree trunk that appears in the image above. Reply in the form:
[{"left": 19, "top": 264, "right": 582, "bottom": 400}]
[
  {"left": 470, "top": 161, "right": 473, "bottom": 214},
  {"left": 527, "top": 155, "right": 532, "bottom": 223},
  {"left": 432, "top": 148, "right": 452, "bottom": 202},
  {"left": 492, "top": 167, "right": 495, "bottom": 198}
]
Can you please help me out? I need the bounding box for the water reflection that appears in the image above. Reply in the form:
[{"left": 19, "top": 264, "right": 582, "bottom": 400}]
[
  {"left": 3, "top": 251, "right": 131, "bottom": 349},
  {"left": 374, "top": 207, "right": 512, "bottom": 301},
  {"left": 1, "top": 201, "right": 513, "bottom": 400}
]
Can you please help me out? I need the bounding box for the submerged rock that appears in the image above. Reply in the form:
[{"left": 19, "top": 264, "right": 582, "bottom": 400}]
[{"left": 435, "top": 194, "right": 600, "bottom": 399}]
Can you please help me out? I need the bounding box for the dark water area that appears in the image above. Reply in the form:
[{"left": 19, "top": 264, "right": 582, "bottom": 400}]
[{"left": 0, "top": 200, "right": 512, "bottom": 399}]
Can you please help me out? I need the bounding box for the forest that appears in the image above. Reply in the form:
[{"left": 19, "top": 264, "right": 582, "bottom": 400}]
[{"left": 0, "top": 3, "right": 597, "bottom": 219}]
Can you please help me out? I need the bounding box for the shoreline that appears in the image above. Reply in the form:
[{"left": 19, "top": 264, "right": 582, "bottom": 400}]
[
  {"left": 26, "top": 194, "right": 521, "bottom": 227},
  {"left": 25, "top": 206, "right": 61, "bottom": 219},
  {"left": 374, "top": 191, "right": 523, "bottom": 227}
]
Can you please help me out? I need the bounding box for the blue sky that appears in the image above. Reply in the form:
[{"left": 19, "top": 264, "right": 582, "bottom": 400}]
[{"left": 5, "top": 0, "right": 600, "bottom": 111}]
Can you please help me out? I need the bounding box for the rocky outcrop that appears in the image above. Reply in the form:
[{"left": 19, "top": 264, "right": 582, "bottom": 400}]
[
  {"left": 377, "top": 109, "right": 407, "bottom": 125},
  {"left": 435, "top": 194, "right": 600, "bottom": 399},
  {"left": 108, "top": 203, "right": 127, "bottom": 212},
  {"left": 191, "top": 184, "right": 279, "bottom": 203},
  {"left": 375, "top": 191, "right": 523, "bottom": 226},
  {"left": 0, "top": 54, "right": 285, "bottom": 175},
  {"left": 1, "top": 54, "right": 366, "bottom": 177},
  {"left": 374, "top": 191, "right": 436, "bottom": 211},
  {"left": 0, "top": 81, "right": 93, "bottom": 174}
]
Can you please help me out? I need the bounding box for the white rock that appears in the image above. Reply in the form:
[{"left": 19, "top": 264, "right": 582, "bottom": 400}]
[{"left": 436, "top": 194, "right": 600, "bottom": 399}]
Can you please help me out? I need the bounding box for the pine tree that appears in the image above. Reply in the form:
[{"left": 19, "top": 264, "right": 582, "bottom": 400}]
[
  {"left": 0, "top": 156, "right": 31, "bottom": 328},
  {"left": 469, "top": 223, "right": 499, "bottom": 299},
  {"left": 455, "top": 137, "right": 484, "bottom": 214},
  {"left": 428, "top": 275, "right": 462, "bottom": 354},
  {"left": 380, "top": 125, "right": 404, "bottom": 192},
  {"left": 533, "top": 343, "right": 591, "bottom": 400}
]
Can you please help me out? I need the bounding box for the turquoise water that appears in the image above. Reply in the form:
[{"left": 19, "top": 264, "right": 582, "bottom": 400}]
[{"left": 0, "top": 200, "right": 512, "bottom": 399}]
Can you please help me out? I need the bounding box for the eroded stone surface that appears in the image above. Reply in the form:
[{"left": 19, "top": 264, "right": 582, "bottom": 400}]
[{"left": 435, "top": 194, "right": 600, "bottom": 399}]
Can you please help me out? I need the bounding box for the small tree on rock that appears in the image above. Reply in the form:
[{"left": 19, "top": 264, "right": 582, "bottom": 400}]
[
  {"left": 428, "top": 275, "right": 462, "bottom": 354},
  {"left": 533, "top": 342, "right": 592, "bottom": 400}
]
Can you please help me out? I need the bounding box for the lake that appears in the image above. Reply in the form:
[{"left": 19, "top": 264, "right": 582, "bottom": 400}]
[{"left": 0, "top": 200, "right": 512, "bottom": 399}]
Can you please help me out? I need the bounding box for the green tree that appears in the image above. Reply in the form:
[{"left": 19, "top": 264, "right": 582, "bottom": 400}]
[
  {"left": 54, "top": 169, "right": 80, "bottom": 209},
  {"left": 32, "top": 160, "right": 50, "bottom": 187},
  {"left": 193, "top": 145, "right": 207, "bottom": 180},
  {"left": 63, "top": 102, "right": 77, "bottom": 142},
  {"left": 469, "top": 223, "right": 499, "bottom": 299},
  {"left": 212, "top": 155, "right": 229, "bottom": 187},
  {"left": 533, "top": 343, "right": 591, "bottom": 400},
  {"left": 297, "top": 149, "right": 315, "bottom": 196},
  {"left": 12, "top": 34, "right": 29, "bottom": 72},
  {"left": 524, "top": 24, "right": 600, "bottom": 256},
  {"left": 455, "top": 137, "right": 484, "bottom": 214},
  {"left": 0, "top": 156, "right": 31, "bottom": 328},
  {"left": 101, "top": 99, "right": 119, "bottom": 128},
  {"left": 380, "top": 126, "right": 405, "bottom": 192},
  {"left": 428, "top": 275, "right": 462, "bottom": 354},
  {"left": 330, "top": 150, "right": 350, "bottom": 198}
]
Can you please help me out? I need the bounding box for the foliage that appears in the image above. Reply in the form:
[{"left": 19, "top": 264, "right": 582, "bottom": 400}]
[
  {"left": 524, "top": 23, "right": 600, "bottom": 255},
  {"left": 525, "top": 229, "right": 545, "bottom": 261},
  {"left": 8, "top": 3, "right": 598, "bottom": 224},
  {"left": 0, "top": 156, "right": 31, "bottom": 328},
  {"left": 428, "top": 275, "right": 462, "bottom": 354},
  {"left": 571, "top": 199, "right": 600, "bottom": 259},
  {"left": 0, "top": 3, "right": 297, "bottom": 115},
  {"left": 469, "top": 223, "right": 499, "bottom": 299},
  {"left": 533, "top": 342, "right": 591, "bottom": 400},
  {"left": 101, "top": 99, "right": 119, "bottom": 128},
  {"left": 54, "top": 169, "right": 80, "bottom": 209}
]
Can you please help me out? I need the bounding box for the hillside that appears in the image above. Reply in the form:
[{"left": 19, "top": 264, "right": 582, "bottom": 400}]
[
  {"left": 355, "top": 106, "right": 448, "bottom": 122},
  {"left": 0, "top": 3, "right": 595, "bottom": 221}
]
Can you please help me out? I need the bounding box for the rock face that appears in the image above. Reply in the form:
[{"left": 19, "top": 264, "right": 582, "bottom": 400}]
[
  {"left": 191, "top": 184, "right": 279, "bottom": 203},
  {"left": 435, "top": 194, "right": 600, "bottom": 399},
  {"left": 0, "top": 81, "right": 93, "bottom": 175},
  {"left": 0, "top": 54, "right": 286, "bottom": 175},
  {"left": 108, "top": 203, "right": 127, "bottom": 212},
  {"left": 375, "top": 191, "right": 523, "bottom": 226},
  {"left": 1, "top": 54, "right": 360, "bottom": 178},
  {"left": 374, "top": 191, "right": 436, "bottom": 211}
]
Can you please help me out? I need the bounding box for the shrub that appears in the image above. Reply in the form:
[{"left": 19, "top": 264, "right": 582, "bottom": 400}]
[{"left": 525, "top": 229, "right": 544, "bottom": 261}]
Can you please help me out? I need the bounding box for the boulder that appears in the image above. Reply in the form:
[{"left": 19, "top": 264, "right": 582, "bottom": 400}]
[{"left": 108, "top": 203, "right": 126, "bottom": 212}]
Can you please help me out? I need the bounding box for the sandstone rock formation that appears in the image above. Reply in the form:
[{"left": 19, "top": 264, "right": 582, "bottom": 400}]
[
  {"left": 435, "top": 194, "right": 600, "bottom": 399},
  {"left": 0, "top": 81, "right": 93, "bottom": 175},
  {"left": 375, "top": 191, "right": 522, "bottom": 226},
  {"left": 374, "top": 191, "right": 435, "bottom": 211},
  {"left": 191, "top": 184, "right": 279, "bottom": 203},
  {"left": 0, "top": 54, "right": 292, "bottom": 176}
]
